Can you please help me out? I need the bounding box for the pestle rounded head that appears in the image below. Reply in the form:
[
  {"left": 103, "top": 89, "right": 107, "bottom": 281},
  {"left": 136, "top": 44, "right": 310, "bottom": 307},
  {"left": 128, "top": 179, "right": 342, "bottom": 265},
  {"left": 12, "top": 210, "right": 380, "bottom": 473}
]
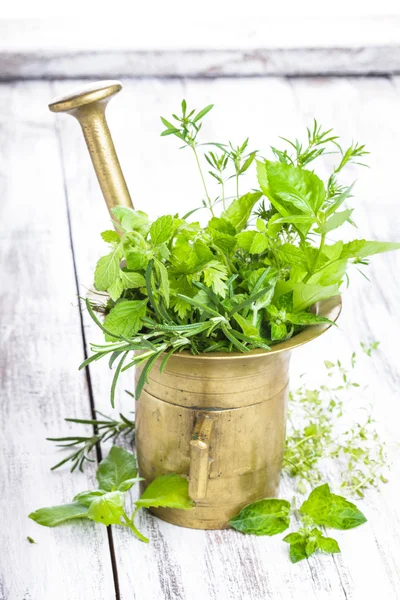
[{"left": 49, "top": 80, "right": 122, "bottom": 113}]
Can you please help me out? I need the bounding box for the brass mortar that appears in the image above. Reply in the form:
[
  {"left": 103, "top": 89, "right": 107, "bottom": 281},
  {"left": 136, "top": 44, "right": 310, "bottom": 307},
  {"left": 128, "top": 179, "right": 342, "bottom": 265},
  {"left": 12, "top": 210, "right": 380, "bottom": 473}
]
[{"left": 49, "top": 81, "right": 342, "bottom": 530}]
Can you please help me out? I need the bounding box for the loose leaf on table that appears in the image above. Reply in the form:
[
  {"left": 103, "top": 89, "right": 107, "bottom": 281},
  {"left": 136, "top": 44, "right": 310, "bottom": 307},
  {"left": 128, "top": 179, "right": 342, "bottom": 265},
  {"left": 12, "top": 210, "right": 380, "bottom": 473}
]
[
  {"left": 135, "top": 473, "right": 195, "bottom": 510},
  {"left": 29, "top": 503, "right": 88, "bottom": 527},
  {"left": 300, "top": 483, "right": 367, "bottom": 529},
  {"left": 87, "top": 491, "right": 126, "bottom": 526},
  {"left": 283, "top": 528, "right": 340, "bottom": 563},
  {"left": 229, "top": 498, "right": 291, "bottom": 535},
  {"left": 96, "top": 445, "right": 138, "bottom": 492}
]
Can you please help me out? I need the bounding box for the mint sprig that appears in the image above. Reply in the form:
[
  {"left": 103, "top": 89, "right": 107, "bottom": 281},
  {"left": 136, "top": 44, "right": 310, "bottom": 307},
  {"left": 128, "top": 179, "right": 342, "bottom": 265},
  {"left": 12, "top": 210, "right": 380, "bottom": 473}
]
[{"left": 29, "top": 446, "right": 193, "bottom": 543}]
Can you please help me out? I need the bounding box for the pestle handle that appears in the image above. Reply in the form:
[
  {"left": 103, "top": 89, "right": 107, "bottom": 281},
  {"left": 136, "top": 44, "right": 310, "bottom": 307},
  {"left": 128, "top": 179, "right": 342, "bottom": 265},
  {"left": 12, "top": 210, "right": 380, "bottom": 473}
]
[{"left": 49, "top": 81, "right": 133, "bottom": 226}]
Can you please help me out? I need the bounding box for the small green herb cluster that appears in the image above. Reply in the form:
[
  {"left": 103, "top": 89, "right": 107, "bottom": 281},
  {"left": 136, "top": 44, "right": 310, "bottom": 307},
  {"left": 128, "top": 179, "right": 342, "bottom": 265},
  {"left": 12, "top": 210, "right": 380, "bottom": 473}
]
[
  {"left": 284, "top": 342, "right": 389, "bottom": 497},
  {"left": 83, "top": 102, "right": 400, "bottom": 402},
  {"left": 29, "top": 446, "right": 193, "bottom": 543},
  {"left": 230, "top": 483, "right": 366, "bottom": 562}
]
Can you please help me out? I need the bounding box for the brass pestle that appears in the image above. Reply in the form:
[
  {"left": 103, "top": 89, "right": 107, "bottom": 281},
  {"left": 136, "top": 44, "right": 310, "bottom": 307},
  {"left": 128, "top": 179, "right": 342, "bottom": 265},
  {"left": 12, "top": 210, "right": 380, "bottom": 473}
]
[{"left": 49, "top": 80, "right": 133, "bottom": 228}]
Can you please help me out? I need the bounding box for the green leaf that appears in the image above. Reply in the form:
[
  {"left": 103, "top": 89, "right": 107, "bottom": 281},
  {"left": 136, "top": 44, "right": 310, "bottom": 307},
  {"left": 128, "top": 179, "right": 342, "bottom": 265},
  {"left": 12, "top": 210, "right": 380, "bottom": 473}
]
[
  {"left": 87, "top": 491, "right": 125, "bottom": 526},
  {"left": 150, "top": 215, "right": 174, "bottom": 246},
  {"left": 249, "top": 232, "right": 269, "bottom": 254},
  {"left": 203, "top": 261, "right": 228, "bottom": 297},
  {"left": 300, "top": 484, "right": 367, "bottom": 530},
  {"left": 318, "top": 536, "right": 341, "bottom": 554},
  {"left": 120, "top": 271, "right": 146, "bottom": 289},
  {"left": 286, "top": 311, "right": 334, "bottom": 326},
  {"left": 104, "top": 299, "right": 147, "bottom": 342},
  {"left": 135, "top": 473, "right": 194, "bottom": 510},
  {"left": 233, "top": 313, "right": 259, "bottom": 337},
  {"left": 29, "top": 503, "right": 88, "bottom": 527},
  {"left": 101, "top": 230, "right": 120, "bottom": 243},
  {"left": 288, "top": 541, "right": 308, "bottom": 563},
  {"left": 96, "top": 445, "right": 138, "bottom": 492},
  {"left": 292, "top": 282, "right": 339, "bottom": 311},
  {"left": 236, "top": 230, "right": 256, "bottom": 251},
  {"left": 229, "top": 498, "right": 291, "bottom": 536},
  {"left": 340, "top": 239, "right": 400, "bottom": 260},
  {"left": 192, "top": 104, "right": 214, "bottom": 123},
  {"left": 317, "top": 209, "right": 354, "bottom": 234},
  {"left": 72, "top": 490, "right": 106, "bottom": 507},
  {"left": 154, "top": 258, "right": 170, "bottom": 306},
  {"left": 257, "top": 160, "right": 325, "bottom": 218},
  {"left": 308, "top": 259, "right": 348, "bottom": 286},
  {"left": 275, "top": 244, "right": 309, "bottom": 270},
  {"left": 271, "top": 322, "right": 287, "bottom": 341},
  {"left": 94, "top": 248, "right": 121, "bottom": 291},
  {"left": 112, "top": 207, "right": 150, "bottom": 236},
  {"left": 108, "top": 278, "right": 124, "bottom": 301},
  {"left": 221, "top": 191, "right": 262, "bottom": 232}
]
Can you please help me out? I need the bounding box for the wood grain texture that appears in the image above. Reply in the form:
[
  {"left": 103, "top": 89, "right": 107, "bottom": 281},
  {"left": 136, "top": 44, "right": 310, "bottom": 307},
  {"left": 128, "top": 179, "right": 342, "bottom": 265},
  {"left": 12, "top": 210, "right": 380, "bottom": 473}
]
[
  {"left": 0, "top": 82, "right": 117, "bottom": 599},
  {"left": 2, "top": 76, "right": 400, "bottom": 599},
  {"left": 2, "top": 18, "right": 400, "bottom": 79}
]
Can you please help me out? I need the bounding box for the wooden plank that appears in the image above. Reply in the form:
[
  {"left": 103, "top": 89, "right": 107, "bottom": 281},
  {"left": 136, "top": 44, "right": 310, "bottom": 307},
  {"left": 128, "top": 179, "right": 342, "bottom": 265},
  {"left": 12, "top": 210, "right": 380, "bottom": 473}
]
[
  {"left": 290, "top": 75, "right": 400, "bottom": 600},
  {"left": 0, "top": 81, "right": 116, "bottom": 599},
  {"left": 2, "top": 18, "right": 400, "bottom": 79},
  {"left": 54, "top": 77, "right": 357, "bottom": 599}
]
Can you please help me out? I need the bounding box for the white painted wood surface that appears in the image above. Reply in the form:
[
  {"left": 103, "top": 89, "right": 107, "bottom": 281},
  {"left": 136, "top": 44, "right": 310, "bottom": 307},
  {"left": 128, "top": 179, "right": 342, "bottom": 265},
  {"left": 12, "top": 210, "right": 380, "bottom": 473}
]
[
  {"left": 1, "top": 76, "right": 400, "bottom": 599},
  {"left": 1, "top": 17, "right": 400, "bottom": 78}
]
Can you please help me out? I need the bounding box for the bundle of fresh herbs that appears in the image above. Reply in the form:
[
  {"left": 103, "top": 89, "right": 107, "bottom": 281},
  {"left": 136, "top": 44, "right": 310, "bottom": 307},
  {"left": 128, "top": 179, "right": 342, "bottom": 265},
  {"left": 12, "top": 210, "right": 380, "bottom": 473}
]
[{"left": 81, "top": 102, "right": 400, "bottom": 404}]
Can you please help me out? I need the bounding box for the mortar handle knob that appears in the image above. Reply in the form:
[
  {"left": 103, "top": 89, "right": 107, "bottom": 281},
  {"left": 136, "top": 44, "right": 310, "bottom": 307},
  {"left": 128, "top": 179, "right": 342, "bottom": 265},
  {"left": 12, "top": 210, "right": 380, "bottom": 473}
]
[
  {"left": 189, "top": 413, "right": 215, "bottom": 502},
  {"left": 49, "top": 80, "right": 133, "bottom": 226}
]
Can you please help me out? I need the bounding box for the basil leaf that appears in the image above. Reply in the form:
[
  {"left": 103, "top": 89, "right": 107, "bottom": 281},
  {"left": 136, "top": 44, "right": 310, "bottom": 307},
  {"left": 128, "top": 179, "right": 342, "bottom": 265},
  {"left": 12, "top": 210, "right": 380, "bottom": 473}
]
[
  {"left": 29, "top": 503, "right": 88, "bottom": 527},
  {"left": 300, "top": 484, "right": 367, "bottom": 530},
  {"left": 286, "top": 311, "right": 334, "bottom": 326},
  {"left": 292, "top": 282, "right": 340, "bottom": 311},
  {"left": 221, "top": 191, "right": 262, "bottom": 232},
  {"left": 229, "top": 498, "right": 291, "bottom": 535},
  {"left": 135, "top": 474, "right": 194, "bottom": 510},
  {"left": 96, "top": 446, "right": 138, "bottom": 492},
  {"left": 318, "top": 536, "right": 341, "bottom": 554},
  {"left": 316, "top": 209, "right": 354, "bottom": 234},
  {"left": 87, "top": 491, "right": 125, "bottom": 526}
]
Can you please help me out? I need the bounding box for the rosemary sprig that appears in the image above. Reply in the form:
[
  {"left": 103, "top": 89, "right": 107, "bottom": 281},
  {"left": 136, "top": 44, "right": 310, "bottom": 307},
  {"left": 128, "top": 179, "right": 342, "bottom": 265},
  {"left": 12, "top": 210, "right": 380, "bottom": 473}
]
[{"left": 47, "top": 407, "right": 135, "bottom": 472}]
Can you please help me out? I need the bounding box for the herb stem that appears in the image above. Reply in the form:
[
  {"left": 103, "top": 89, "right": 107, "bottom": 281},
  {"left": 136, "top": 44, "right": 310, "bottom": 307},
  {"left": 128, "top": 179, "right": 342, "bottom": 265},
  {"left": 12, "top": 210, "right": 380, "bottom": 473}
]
[
  {"left": 221, "top": 180, "right": 226, "bottom": 211},
  {"left": 122, "top": 509, "right": 149, "bottom": 543},
  {"left": 192, "top": 146, "right": 214, "bottom": 216},
  {"left": 305, "top": 233, "right": 326, "bottom": 281},
  {"left": 236, "top": 173, "right": 239, "bottom": 199}
]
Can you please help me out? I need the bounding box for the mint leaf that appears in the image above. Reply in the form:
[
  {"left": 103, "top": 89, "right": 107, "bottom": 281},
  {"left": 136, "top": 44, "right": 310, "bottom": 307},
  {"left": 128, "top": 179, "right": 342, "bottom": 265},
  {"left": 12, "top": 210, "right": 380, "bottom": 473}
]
[
  {"left": 288, "top": 541, "right": 308, "bottom": 563},
  {"left": 135, "top": 474, "right": 194, "bottom": 510},
  {"left": 286, "top": 311, "right": 333, "bottom": 326},
  {"left": 112, "top": 207, "right": 150, "bottom": 236},
  {"left": 108, "top": 278, "right": 124, "bottom": 301},
  {"left": 120, "top": 271, "right": 146, "bottom": 289},
  {"left": 96, "top": 446, "right": 138, "bottom": 492},
  {"left": 87, "top": 491, "right": 125, "bottom": 526},
  {"left": 229, "top": 498, "right": 291, "bottom": 535},
  {"left": 249, "top": 232, "right": 269, "bottom": 254},
  {"left": 101, "top": 230, "right": 120, "bottom": 243},
  {"left": 340, "top": 239, "right": 400, "bottom": 260},
  {"left": 283, "top": 527, "right": 341, "bottom": 563},
  {"left": 150, "top": 215, "right": 174, "bottom": 246},
  {"left": 318, "top": 535, "right": 341, "bottom": 554},
  {"left": 94, "top": 248, "right": 121, "bottom": 291},
  {"left": 300, "top": 484, "right": 367, "bottom": 530},
  {"left": 103, "top": 299, "right": 147, "bottom": 342},
  {"left": 236, "top": 230, "right": 257, "bottom": 251},
  {"left": 221, "top": 191, "right": 262, "bottom": 232},
  {"left": 29, "top": 503, "right": 88, "bottom": 527}
]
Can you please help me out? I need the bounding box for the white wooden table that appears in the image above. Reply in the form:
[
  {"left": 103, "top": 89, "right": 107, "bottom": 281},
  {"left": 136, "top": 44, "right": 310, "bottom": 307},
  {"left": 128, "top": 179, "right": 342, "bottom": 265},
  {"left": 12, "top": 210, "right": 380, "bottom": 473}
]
[{"left": 1, "top": 75, "right": 400, "bottom": 600}]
